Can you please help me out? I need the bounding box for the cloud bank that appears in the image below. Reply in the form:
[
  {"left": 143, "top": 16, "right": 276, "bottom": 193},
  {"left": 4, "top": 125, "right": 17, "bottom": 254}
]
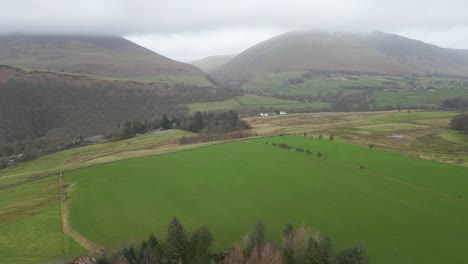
[{"left": 2, "top": 0, "right": 468, "bottom": 61}]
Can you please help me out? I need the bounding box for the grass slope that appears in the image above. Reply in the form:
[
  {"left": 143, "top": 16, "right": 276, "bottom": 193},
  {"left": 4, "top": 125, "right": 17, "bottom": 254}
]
[
  {"left": 0, "top": 130, "right": 193, "bottom": 186},
  {"left": 66, "top": 136, "right": 468, "bottom": 264},
  {"left": 0, "top": 177, "right": 84, "bottom": 263},
  {"left": 187, "top": 94, "right": 329, "bottom": 112},
  {"left": 212, "top": 31, "right": 468, "bottom": 88}
]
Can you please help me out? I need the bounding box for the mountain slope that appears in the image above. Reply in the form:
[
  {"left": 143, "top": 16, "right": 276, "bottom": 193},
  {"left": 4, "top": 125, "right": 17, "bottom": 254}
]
[
  {"left": 366, "top": 32, "right": 468, "bottom": 75},
  {"left": 0, "top": 65, "right": 233, "bottom": 143},
  {"left": 212, "top": 31, "right": 468, "bottom": 88},
  {"left": 0, "top": 35, "right": 211, "bottom": 84},
  {"left": 191, "top": 54, "right": 237, "bottom": 73}
]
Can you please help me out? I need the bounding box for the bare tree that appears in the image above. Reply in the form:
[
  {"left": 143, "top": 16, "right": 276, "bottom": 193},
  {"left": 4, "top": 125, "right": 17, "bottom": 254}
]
[
  {"left": 224, "top": 243, "right": 245, "bottom": 264},
  {"left": 292, "top": 224, "right": 310, "bottom": 260}
]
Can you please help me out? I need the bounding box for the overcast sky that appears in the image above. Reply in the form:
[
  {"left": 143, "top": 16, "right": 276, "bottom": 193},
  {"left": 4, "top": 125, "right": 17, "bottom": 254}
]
[{"left": 2, "top": 0, "right": 468, "bottom": 61}]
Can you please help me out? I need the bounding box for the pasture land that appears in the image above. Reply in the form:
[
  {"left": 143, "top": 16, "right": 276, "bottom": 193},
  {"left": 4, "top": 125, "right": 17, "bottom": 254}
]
[
  {"left": 241, "top": 72, "right": 468, "bottom": 108},
  {"left": 0, "top": 177, "right": 84, "bottom": 263},
  {"left": 0, "top": 130, "right": 194, "bottom": 187},
  {"left": 1, "top": 110, "right": 467, "bottom": 263},
  {"left": 246, "top": 111, "right": 467, "bottom": 166},
  {"left": 66, "top": 136, "right": 468, "bottom": 264},
  {"left": 187, "top": 94, "right": 330, "bottom": 112}
]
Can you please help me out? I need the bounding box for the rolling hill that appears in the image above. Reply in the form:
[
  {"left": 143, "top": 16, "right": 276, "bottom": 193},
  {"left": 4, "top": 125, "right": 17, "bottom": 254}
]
[
  {"left": 191, "top": 54, "right": 237, "bottom": 73},
  {"left": 0, "top": 35, "right": 211, "bottom": 84},
  {"left": 212, "top": 31, "right": 468, "bottom": 88}
]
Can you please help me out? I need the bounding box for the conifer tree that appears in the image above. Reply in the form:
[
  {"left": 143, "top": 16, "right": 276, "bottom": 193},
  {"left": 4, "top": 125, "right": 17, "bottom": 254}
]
[{"left": 161, "top": 217, "right": 188, "bottom": 264}]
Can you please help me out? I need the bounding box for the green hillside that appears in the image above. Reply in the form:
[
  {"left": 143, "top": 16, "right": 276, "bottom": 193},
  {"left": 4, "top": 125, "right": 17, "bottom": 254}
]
[
  {"left": 65, "top": 136, "right": 468, "bottom": 264},
  {"left": 0, "top": 177, "right": 85, "bottom": 263},
  {"left": 212, "top": 31, "right": 468, "bottom": 90}
]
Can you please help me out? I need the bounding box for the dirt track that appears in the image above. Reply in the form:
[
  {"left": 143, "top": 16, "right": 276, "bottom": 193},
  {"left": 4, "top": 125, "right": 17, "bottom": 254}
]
[{"left": 59, "top": 172, "right": 101, "bottom": 254}]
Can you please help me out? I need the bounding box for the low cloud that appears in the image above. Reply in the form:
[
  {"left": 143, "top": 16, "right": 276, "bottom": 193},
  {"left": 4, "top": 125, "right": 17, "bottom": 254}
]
[{"left": 2, "top": 0, "right": 468, "bottom": 60}]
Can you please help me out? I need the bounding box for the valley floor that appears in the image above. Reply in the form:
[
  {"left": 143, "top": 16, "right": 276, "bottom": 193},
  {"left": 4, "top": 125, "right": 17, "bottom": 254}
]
[{"left": 0, "top": 110, "right": 467, "bottom": 263}]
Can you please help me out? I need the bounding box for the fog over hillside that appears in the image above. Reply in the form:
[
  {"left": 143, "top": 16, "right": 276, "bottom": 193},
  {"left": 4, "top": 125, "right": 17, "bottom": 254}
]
[{"left": 2, "top": 0, "right": 468, "bottom": 61}]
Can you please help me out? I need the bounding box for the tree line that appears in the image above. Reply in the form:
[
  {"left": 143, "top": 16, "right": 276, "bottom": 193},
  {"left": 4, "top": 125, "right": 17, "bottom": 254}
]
[
  {"left": 118, "top": 110, "right": 250, "bottom": 141},
  {"left": 89, "top": 217, "right": 368, "bottom": 264}
]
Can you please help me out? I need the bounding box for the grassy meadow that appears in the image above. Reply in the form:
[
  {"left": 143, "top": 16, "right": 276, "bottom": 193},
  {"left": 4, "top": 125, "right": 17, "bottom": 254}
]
[
  {"left": 0, "top": 130, "right": 194, "bottom": 187},
  {"left": 66, "top": 136, "right": 468, "bottom": 264},
  {"left": 240, "top": 72, "right": 468, "bottom": 108},
  {"left": 0, "top": 177, "right": 85, "bottom": 263},
  {"left": 187, "top": 94, "right": 330, "bottom": 112},
  {"left": 0, "top": 110, "right": 467, "bottom": 263}
]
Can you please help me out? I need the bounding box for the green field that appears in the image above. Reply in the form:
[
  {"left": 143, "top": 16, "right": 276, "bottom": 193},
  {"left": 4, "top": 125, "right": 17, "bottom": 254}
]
[
  {"left": 187, "top": 94, "right": 330, "bottom": 112},
  {"left": 0, "top": 130, "right": 193, "bottom": 186},
  {"left": 66, "top": 136, "right": 468, "bottom": 264},
  {"left": 241, "top": 72, "right": 468, "bottom": 108},
  {"left": 0, "top": 177, "right": 84, "bottom": 263}
]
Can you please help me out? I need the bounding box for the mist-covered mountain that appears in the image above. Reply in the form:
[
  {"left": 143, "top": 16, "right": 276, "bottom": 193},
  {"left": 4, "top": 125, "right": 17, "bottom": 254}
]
[
  {"left": 212, "top": 31, "right": 468, "bottom": 88},
  {"left": 0, "top": 35, "right": 211, "bottom": 84}
]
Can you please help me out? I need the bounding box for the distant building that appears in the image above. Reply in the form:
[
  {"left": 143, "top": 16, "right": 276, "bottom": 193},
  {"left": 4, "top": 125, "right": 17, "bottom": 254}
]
[
  {"left": 260, "top": 113, "right": 269, "bottom": 117},
  {"left": 280, "top": 111, "right": 287, "bottom": 115}
]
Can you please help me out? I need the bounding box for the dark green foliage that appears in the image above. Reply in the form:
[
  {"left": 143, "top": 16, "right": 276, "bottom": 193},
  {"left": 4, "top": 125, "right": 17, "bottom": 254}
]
[
  {"left": 244, "top": 222, "right": 266, "bottom": 257},
  {"left": 188, "top": 226, "right": 213, "bottom": 264},
  {"left": 148, "top": 234, "right": 158, "bottom": 249},
  {"left": 329, "top": 135, "right": 334, "bottom": 141},
  {"left": 121, "top": 121, "right": 137, "bottom": 139},
  {"left": 3, "top": 146, "right": 14, "bottom": 157},
  {"left": 303, "top": 236, "right": 334, "bottom": 264},
  {"left": 161, "top": 217, "right": 189, "bottom": 264},
  {"left": 182, "top": 110, "right": 250, "bottom": 134},
  {"left": 94, "top": 218, "right": 368, "bottom": 264},
  {"left": 321, "top": 236, "right": 334, "bottom": 264},
  {"left": 441, "top": 98, "right": 468, "bottom": 109},
  {"left": 161, "top": 114, "right": 172, "bottom": 129},
  {"left": 252, "top": 222, "right": 266, "bottom": 249},
  {"left": 336, "top": 246, "right": 368, "bottom": 264},
  {"left": 449, "top": 114, "right": 468, "bottom": 133},
  {"left": 120, "top": 120, "right": 154, "bottom": 139},
  {"left": 331, "top": 91, "right": 376, "bottom": 112},
  {"left": 96, "top": 255, "right": 111, "bottom": 264},
  {"left": 121, "top": 246, "right": 137, "bottom": 264},
  {"left": 283, "top": 224, "right": 295, "bottom": 264},
  {"left": 304, "top": 237, "right": 321, "bottom": 264},
  {"left": 140, "top": 240, "right": 148, "bottom": 257},
  {"left": 190, "top": 112, "right": 205, "bottom": 133}
]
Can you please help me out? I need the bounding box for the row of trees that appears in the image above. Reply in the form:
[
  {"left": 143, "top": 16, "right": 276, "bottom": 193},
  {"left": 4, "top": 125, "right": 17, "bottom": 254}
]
[
  {"left": 0, "top": 110, "right": 250, "bottom": 170},
  {"left": 119, "top": 110, "right": 250, "bottom": 141},
  {"left": 119, "top": 115, "right": 174, "bottom": 139},
  {"left": 179, "top": 110, "right": 250, "bottom": 134},
  {"left": 92, "top": 218, "right": 368, "bottom": 264},
  {"left": 441, "top": 98, "right": 468, "bottom": 109}
]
